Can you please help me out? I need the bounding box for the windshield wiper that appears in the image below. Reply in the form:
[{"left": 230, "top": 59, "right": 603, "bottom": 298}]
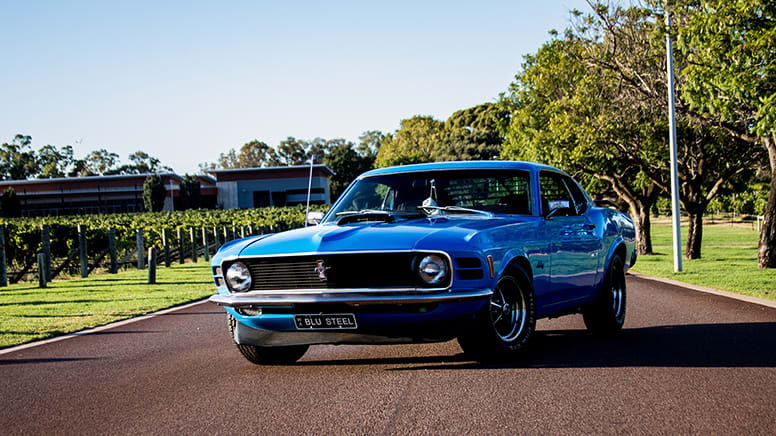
[
  {"left": 335, "top": 209, "right": 391, "bottom": 216},
  {"left": 417, "top": 205, "right": 494, "bottom": 217}
]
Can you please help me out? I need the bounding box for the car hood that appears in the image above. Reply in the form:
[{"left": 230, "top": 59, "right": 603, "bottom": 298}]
[{"left": 228, "top": 215, "right": 530, "bottom": 257}]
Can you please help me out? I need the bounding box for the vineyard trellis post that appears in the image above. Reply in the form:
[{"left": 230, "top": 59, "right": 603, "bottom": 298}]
[
  {"left": 222, "top": 226, "right": 228, "bottom": 243},
  {"left": 108, "top": 227, "right": 118, "bottom": 273},
  {"left": 148, "top": 247, "right": 157, "bottom": 284},
  {"left": 202, "top": 227, "right": 209, "bottom": 261},
  {"left": 0, "top": 226, "right": 7, "bottom": 287},
  {"left": 162, "top": 229, "right": 171, "bottom": 268},
  {"left": 37, "top": 253, "right": 46, "bottom": 288},
  {"left": 213, "top": 226, "right": 220, "bottom": 250},
  {"left": 40, "top": 224, "right": 51, "bottom": 282},
  {"left": 240, "top": 226, "right": 245, "bottom": 238},
  {"left": 177, "top": 228, "right": 184, "bottom": 265},
  {"left": 78, "top": 224, "right": 88, "bottom": 278},
  {"left": 189, "top": 227, "right": 197, "bottom": 263},
  {"left": 231, "top": 226, "right": 237, "bottom": 240},
  {"left": 136, "top": 229, "right": 145, "bottom": 270}
]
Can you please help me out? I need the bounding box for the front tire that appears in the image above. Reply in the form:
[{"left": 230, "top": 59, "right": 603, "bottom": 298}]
[
  {"left": 583, "top": 254, "right": 626, "bottom": 334},
  {"left": 227, "top": 315, "right": 309, "bottom": 365},
  {"left": 457, "top": 266, "right": 536, "bottom": 361}
]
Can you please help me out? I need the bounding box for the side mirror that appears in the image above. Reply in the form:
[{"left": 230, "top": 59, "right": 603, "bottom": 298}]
[{"left": 306, "top": 211, "right": 324, "bottom": 225}]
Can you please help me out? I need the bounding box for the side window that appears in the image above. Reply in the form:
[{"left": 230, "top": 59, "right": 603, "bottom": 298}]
[
  {"left": 539, "top": 172, "right": 574, "bottom": 216},
  {"left": 562, "top": 176, "right": 588, "bottom": 214}
]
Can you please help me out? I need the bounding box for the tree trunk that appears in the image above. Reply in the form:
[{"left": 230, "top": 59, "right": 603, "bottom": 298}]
[
  {"left": 685, "top": 211, "right": 703, "bottom": 260},
  {"left": 635, "top": 205, "right": 653, "bottom": 255},
  {"left": 758, "top": 136, "right": 776, "bottom": 268}
]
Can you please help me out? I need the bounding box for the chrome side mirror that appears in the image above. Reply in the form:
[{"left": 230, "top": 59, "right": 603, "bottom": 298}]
[{"left": 306, "top": 211, "right": 324, "bottom": 225}]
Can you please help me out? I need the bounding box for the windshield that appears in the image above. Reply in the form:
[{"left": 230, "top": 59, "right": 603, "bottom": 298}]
[{"left": 324, "top": 169, "right": 532, "bottom": 223}]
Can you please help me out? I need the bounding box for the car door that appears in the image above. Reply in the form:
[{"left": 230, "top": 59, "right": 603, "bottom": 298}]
[{"left": 539, "top": 171, "right": 601, "bottom": 305}]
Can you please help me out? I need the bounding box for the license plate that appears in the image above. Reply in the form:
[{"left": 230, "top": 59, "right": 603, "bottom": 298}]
[{"left": 294, "top": 314, "right": 357, "bottom": 330}]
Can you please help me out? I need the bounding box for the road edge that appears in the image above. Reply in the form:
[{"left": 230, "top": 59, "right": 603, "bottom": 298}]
[
  {"left": 0, "top": 299, "right": 210, "bottom": 356},
  {"left": 628, "top": 271, "right": 776, "bottom": 310}
]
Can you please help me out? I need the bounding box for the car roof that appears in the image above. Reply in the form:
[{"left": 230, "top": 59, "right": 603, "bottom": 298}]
[{"left": 359, "top": 160, "right": 565, "bottom": 178}]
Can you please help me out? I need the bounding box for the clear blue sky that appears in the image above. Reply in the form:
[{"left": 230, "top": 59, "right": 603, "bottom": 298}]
[{"left": 1, "top": 0, "right": 591, "bottom": 174}]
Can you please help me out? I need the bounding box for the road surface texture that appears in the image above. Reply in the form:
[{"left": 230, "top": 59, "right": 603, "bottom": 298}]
[{"left": 1, "top": 276, "right": 775, "bottom": 435}]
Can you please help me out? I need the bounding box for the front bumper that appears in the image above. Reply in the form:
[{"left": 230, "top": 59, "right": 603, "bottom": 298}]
[{"left": 209, "top": 288, "right": 493, "bottom": 307}]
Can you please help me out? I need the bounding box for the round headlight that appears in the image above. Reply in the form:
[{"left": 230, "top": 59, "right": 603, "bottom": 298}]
[
  {"left": 418, "top": 255, "right": 448, "bottom": 285},
  {"left": 225, "top": 262, "right": 252, "bottom": 292}
]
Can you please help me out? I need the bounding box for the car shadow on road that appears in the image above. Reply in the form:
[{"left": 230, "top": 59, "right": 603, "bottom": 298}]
[
  {"left": 300, "top": 322, "right": 776, "bottom": 370},
  {"left": 393, "top": 322, "right": 776, "bottom": 370}
]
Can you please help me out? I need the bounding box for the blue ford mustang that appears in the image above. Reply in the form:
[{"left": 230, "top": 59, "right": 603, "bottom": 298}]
[{"left": 209, "top": 161, "right": 636, "bottom": 363}]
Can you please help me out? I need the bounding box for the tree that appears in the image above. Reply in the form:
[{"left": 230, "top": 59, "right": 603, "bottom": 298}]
[
  {"left": 436, "top": 103, "right": 505, "bottom": 161},
  {"left": 357, "top": 130, "right": 386, "bottom": 160},
  {"left": 143, "top": 174, "right": 166, "bottom": 212},
  {"left": 179, "top": 174, "right": 202, "bottom": 210},
  {"left": 672, "top": 0, "right": 776, "bottom": 268},
  {"left": 83, "top": 149, "right": 119, "bottom": 175},
  {"left": 275, "top": 137, "right": 308, "bottom": 166},
  {"left": 0, "top": 188, "right": 21, "bottom": 217},
  {"left": 37, "top": 145, "right": 75, "bottom": 179},
  {"left": 500, "top": 3, "right": 762, "bottom": 258},
  {"left": 0, "top": 134, "right": 39, "bottom": 180},
  {"left": 375, "top": 116, "right": 444, "bottom": 167},
  {"left": 324, "top": 141, "right": 374, "bottom": 201},
  {"left": 500, "top": 36, "right": 666, "bottom": 255},
  {"left": 238, "top": 140, "right": 277, "bottom": 168}
]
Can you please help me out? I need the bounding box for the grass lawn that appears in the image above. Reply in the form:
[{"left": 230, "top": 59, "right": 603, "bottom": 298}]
[
  {"left": 0, "top": 262, "right": 215, "bottom": 349},
  {"left": 631, "top": 220, "right": 775, "bottom": 300}
]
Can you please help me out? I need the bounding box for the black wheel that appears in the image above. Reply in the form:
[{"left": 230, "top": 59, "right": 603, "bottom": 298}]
[
  {"left": 583, "top": 254, "right": 626, "bottom": 334},
  {"left": 227, "top": 315, "right": 309, "bottom": 365},
  {"left": 457, "top": 266, "right": 536, "bottom": 361}
]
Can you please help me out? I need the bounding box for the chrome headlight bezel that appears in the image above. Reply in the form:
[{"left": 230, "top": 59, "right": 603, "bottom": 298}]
[
  {"left": 225, "top": 262, "right": 252, "bottom": 292},
  {"left": 417, "top": 255, "right": 449, "bottom": 285}
]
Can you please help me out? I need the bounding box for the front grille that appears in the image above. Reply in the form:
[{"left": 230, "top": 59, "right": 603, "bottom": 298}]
[{"left": 232, "top": 252, "right": 451, "bottom": 291}]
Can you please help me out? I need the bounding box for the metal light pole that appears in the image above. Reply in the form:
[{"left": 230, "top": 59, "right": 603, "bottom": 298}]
[{"left": 666, "top": 9, "right": 683, "bottom": 272}]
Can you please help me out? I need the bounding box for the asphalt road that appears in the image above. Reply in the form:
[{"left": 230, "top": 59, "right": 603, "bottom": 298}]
[{"left": 1, "top": 276, "right": 775, "bottom": 435}]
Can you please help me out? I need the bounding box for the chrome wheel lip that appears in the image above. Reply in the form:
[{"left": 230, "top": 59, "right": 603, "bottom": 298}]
[{"left": 489, "top": 276, "right": 527, "bottom": 342}]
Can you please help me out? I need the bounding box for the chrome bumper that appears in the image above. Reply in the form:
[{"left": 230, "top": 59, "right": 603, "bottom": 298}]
[{"left": 209, "top": 288, "right": 492, "bottom": 307}]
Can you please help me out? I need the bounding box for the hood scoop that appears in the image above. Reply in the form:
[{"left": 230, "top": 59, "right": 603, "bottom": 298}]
[{"left": 337, "top": 212, "right": 395, "bottom": 225}]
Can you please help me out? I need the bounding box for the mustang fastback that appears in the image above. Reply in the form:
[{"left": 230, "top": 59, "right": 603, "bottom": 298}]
[{"left": 209, "top": 161, "right": 636, "bottom": 363}]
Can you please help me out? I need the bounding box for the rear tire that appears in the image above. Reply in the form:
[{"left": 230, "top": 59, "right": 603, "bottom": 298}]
[
  {"left": 228, "top": 315, "right": 309, "bottom": 365},
  {"left": 583, "top": 254, "right": 626, "bottom": 334},
  {"left": 457, "top": 265, "right": 536, "bottom": 361}
]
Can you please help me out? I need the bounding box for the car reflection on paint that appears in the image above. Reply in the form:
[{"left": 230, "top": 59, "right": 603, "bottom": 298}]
[{"left": 209, "top": 161, "right": 637, "bottom": 364}]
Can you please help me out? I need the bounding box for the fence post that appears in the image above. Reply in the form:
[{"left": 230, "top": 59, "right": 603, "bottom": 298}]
[
  {"left": 223, "top": 226, "right": 228, "bottom": 242},
  {"left": 177, "top": 227, "right": 185, "bottom": 264},
  {"left": 78, "top": 224, "right": 88, "bottom": 278},
  {"left": 40, "top": 224, "right": 51, "bottom": 282},
  {"left": 202, "top": 227, "right": 210, "bottom": 261},
  {"left": 241, "top": 226, "right": 245, "bottom": 238},
  {"left": 232, "top": 226, "right": 237, "bottom": 240},
  {"left": 136, "top": 229, "right": 145, "bottom": 270},
  {"left": 213, "top": 226, "right": 220, "bottom": 250},
  {"left": 108, "top": 227, "right": 118, "bottom": 273},
  {"left": 190, "top": 227, "right": 197, "bottom": 263},
  {"left": 162, "top": 228, "right": 171, "bottom": 267},
  {"left": 0, "top": 226, "right": 6, "bottom": 287},
  {"left": 37, "top": 253, "right": 47, "bottom": 288},
  {"left": 148, "top": 247, "right": 157, "bottom": 284}
]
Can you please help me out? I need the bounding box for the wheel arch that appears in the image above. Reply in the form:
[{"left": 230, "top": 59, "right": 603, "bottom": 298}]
[
  {"left": 499, "top": 252, "right": 533, "bottom": 284},
  {"left": 603, "top": 237, "right": 627, "bottom": 276}
]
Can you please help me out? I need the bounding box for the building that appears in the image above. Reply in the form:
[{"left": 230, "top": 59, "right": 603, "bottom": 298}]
[
  {"left": 0, "top": 165, "right": 332, "bottom": 217},
  {"left": 208, "top": 165, "right": 334, "bottom": 209}
]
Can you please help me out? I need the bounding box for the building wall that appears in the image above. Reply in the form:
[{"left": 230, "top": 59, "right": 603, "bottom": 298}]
[{"left": 216, "top": 176, "right": 330, "bottom": 209}]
